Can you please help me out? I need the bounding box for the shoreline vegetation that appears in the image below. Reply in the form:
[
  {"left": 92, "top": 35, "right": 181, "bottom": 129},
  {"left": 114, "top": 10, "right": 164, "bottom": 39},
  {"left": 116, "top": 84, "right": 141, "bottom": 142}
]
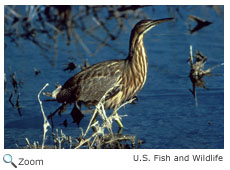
[{"left": 21, "top": 83, "right": 143, "bottom": 149}]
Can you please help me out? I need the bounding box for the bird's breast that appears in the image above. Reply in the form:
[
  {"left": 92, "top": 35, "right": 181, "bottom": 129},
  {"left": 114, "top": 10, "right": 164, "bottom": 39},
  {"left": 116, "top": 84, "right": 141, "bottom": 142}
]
[
  {"left": 105, "top": 56, "right": 148, "bottom": 109},
  {"left": 129, "top": 40, "right": 148, "bottom": 91}
]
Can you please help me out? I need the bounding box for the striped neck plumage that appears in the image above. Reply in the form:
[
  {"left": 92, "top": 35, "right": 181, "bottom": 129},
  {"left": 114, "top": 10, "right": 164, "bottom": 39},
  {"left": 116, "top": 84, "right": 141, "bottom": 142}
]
[
  {"left": 126, "top": 30, "right": 148, "bottom": 90},
  {"left": 127, "top": 29, "right": 148, "bottom": 69}
]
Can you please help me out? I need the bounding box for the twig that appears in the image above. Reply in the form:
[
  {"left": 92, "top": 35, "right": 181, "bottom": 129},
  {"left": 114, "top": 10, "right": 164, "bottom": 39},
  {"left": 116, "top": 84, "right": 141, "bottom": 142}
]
[
  {"left": 72, "top": 30, "right": 92, "bottom": 56},
  {"left": 82, "top": 106, "right": 99, "bottom": 139},
  {"left": 8, "top": 93, "right": 15, "bottom": 108},
  {"left": 189, "top": 45, "right": 198, "bottom": 106},
  {"left": 203, "top": 62, "right": 224, "bottom": 74},
  {"left": 188, "top": 46, "right": 224, "bottom": 106},
  {"left": 189, "top": 45, "right": 193, "bottom": 66},
  {"left": 75, "top": 132, "right": 98, "bottom": 149},
  {"left": 116, "top": 97, "right": 136, "bottom": 111},
  {"left": 38, "top": 83, "right": 50, "bottom": 149},
  {"left": 82, "top": 84, "right": 119, "bottom": 139},
  {"left": 75, "top": 82, "right": 137, "bottom": 149},
  {"left": 16, "top": 93, "right": 22, "bottom": 117},
  {"left": 25, "top": 137, "right": 31, "bottom": 148},
  {"left": 5, "top": 6, "right": 23, "bottom": 18},
  {"left": 75, "top": 84, "right": 120, "bottom": 149},
  {"left": 97, "top": 101, "right": 113, "bottom": 134}
]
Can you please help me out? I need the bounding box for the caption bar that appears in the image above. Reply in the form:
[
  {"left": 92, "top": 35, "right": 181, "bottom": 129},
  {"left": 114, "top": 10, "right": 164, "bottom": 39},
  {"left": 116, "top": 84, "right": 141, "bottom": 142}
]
[{"left": 133, "top": 154, "right": 223, "bottom": 162}]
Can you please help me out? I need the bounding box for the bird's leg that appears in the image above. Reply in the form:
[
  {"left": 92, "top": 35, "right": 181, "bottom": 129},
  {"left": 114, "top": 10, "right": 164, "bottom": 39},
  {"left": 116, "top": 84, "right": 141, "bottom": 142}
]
[
  {"left": 71, "top": 102, "right": 84, "bottom": 127},
  {"left": 112, "top": 109, "right": 123, "bottom": 129}
]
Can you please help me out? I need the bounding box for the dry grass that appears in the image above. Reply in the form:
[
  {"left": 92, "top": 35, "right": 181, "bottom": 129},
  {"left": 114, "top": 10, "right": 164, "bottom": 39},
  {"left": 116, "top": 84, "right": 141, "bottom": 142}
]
[{"left": 22, "top": 83, "right": 142, "bottom": 149}]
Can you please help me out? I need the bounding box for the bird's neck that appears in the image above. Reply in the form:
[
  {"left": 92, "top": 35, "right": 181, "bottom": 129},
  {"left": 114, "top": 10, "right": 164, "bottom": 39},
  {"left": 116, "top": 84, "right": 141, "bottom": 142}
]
[
  {"left": 127, "top": 33, "right": 148, "bottom": 71},
  {"left": 126, "top": 33, "right": 148, "bottom": 90}
]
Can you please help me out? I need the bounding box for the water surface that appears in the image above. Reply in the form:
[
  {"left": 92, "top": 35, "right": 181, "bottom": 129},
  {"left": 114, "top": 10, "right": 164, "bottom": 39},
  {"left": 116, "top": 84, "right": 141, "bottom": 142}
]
[{"left": 4, "top": 5, "right": 224, "bottom": 149}]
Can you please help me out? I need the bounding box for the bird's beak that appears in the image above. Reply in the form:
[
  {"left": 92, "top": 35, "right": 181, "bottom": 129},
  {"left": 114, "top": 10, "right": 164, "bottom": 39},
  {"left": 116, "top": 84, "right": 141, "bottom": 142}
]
[
  {"left": 151, "top": 18, "right": 174, "bottom": 26},
  {"left": 143, "top": 18, "right": 174, "bottom": 34}
]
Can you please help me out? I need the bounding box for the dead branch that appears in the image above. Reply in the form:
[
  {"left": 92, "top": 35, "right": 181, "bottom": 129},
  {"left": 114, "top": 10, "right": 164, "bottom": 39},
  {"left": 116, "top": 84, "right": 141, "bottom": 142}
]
[{"left": 38, "top": 83, "right": 50, "bottom": 149}]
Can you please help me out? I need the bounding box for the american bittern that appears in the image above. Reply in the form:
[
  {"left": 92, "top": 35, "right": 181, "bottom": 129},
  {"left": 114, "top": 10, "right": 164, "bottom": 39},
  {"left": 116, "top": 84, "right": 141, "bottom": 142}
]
[{"left": 50, "top": 18, "right": 173, "bottom": 128}]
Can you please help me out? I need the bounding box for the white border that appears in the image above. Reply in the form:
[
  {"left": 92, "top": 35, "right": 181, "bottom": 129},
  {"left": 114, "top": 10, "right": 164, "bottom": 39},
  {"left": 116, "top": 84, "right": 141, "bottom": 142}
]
[
  {"left": 1, "top": 1, "right": 229, "bottom": 170},
  {"left": 0, "top": 0, "right": 227, "bottom": 5}
]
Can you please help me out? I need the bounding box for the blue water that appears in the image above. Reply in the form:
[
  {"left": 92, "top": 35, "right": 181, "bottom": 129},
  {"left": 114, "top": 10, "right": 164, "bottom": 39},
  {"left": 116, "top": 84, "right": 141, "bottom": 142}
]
[{"left": 4, "top": 5, "right": 224, "bottom": 149}]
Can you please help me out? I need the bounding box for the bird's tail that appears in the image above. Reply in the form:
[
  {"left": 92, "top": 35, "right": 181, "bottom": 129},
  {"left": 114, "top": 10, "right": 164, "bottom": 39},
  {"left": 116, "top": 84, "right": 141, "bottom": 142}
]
[{"left": 43, "top": 85, "right": 62, "bottom": 100}]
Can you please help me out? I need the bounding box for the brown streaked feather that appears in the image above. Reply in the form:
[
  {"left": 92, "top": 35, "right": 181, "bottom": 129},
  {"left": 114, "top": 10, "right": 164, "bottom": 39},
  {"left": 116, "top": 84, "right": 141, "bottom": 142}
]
[{"left": 56, "top": 60, "right": 125, "bottom": 107}]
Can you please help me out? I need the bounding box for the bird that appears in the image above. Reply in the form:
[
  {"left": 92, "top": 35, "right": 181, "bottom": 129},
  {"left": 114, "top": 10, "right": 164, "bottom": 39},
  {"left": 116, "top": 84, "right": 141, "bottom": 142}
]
[{"left": 49, "top": 18, "right": 174, "bottom": 128}]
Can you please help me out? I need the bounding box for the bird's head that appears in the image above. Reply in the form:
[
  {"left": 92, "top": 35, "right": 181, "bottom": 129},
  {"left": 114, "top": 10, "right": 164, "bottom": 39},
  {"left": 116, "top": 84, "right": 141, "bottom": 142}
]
[
  {"left": 128, "top": 18, "right": 174, "bottom": 57},
  {"left": 132, "top": 18, "right": 174, "bottom": 36}
]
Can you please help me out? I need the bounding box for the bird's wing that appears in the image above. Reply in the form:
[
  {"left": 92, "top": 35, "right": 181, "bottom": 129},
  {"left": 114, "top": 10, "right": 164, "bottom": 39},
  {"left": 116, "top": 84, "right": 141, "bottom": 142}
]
[
  {"left": 56, "top": 60, "right": 124, "bottom": 105},
  {"left": 77, "top": 66, "right": 122, "bottom": 105}
]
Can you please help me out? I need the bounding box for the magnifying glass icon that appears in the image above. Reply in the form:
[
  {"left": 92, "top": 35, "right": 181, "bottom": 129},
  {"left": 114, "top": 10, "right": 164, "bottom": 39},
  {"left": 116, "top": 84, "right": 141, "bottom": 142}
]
[{"left": 3, "top": 154, "right": 17, "bottom": 168}]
